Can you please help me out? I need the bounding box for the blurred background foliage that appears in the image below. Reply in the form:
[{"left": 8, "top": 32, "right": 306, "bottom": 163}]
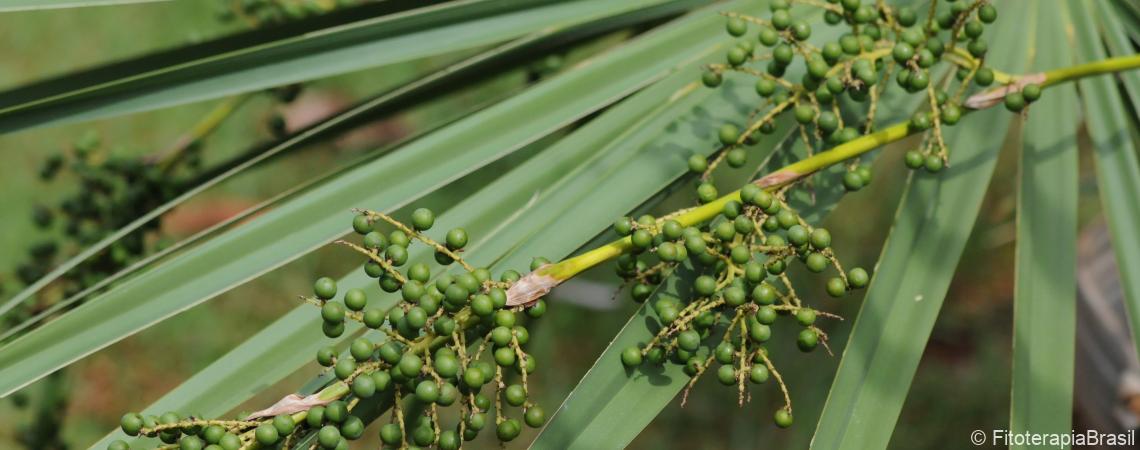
[{"left": 0, "top": 1, "right": 1112, "bottom": 448}]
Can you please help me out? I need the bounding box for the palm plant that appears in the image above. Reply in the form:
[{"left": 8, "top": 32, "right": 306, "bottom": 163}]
[{"left": 0, "top": 0, "right": 1139, "bottom": 449}]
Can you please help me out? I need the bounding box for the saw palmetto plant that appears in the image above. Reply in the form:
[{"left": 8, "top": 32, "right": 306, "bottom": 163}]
[{"left": 0, "top": 0, "right": 1139, "bottom": 449}]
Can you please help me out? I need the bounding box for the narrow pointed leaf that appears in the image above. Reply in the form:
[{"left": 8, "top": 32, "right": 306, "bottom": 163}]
[{"left": 1009, "top": 4, "right": 1079, "bottom": 443}]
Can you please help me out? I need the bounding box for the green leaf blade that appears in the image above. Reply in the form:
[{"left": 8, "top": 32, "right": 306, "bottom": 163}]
[{"left": 1009, "top": 4, "right": 1079, "bottom": 443}]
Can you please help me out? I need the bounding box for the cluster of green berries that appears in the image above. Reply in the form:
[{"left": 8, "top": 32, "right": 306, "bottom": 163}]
[
  {"left": 699, "top": 0, "right": 1007, "bottom": 182},
  {"left": 3, "top": 131, "right": 199, "bottom": 334},
  {"left": 111, "top": 209, "right": 545, "bottom": 449},
  {"left": 613, "top": 183, "right": 870, "bottom": 427}
]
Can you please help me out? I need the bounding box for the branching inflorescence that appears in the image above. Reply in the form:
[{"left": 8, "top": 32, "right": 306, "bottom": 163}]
[{"left": 103, "top": 0, "right": 1140, "bottom": 447}]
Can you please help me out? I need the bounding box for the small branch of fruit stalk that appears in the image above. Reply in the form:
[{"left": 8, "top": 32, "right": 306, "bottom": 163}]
[{"left": 505, "top": 52, "right": 1140, "bottom": 306}]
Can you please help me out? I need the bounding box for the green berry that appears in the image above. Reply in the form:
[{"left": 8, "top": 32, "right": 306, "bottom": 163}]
[
  {"left": 826, "top": 277, "right": 847, "bottom": 297},
  {"left": 321, "top": 302, "right": 345, "bottom": 323},
  {"left": 717, "top": 364, "right": 737, "bottom": 385},
  {"left": 352, "top": 375, "right": 376, "bottom": 398},
  {"left": 904, "top": 150, "right": 925, "bottom": 169},
  {"left": 797, "top": 328, "right": 819, "bottom": 352},
  {"left": 771, "top": 9, "right": 791, "bottom": 30},
  {"left": 941, "top": 103, "right": 962, "bottom": 125},
  {"left": 350, "top": 338, "right": 373, "bottom": 361},
  {"left": 978, "top": 4, "right": 997, "bottom": 23},
  {"left": 848, "top": 267, "right": 870, "bottom": 288},
  {"left": 255, "top": 424, "right": 279, "bottom": 446},
  {"left": 786, "top": 225, "right": 808, "bottom": 246},
  {"left": 341, "top": 416, "right": 364, "bottom": 440},
  {"left": 399, "top": 353, "right": 423, "bottom": 377},
  {"left": 750, "top": 365, "right": 770, "bottom": 383},
  {"left": 694, "top": 275, "right": 717, "bottom": 296},
  {"left": 896, "top": 6, "right": 917, "bottom": 26},
  {"left": 719, "top": 124, "right": 740, "bottom": 146},
  {"left": 410, "top": 208, "right": 435, "bottom": 230},
  {"left": 758, "top": 26, "right": 779, "bottom": 47},
  {"left": 726, "top": 17, "right": 747, "bottom": 36},
  {"left": 379, "top": 423, "right": 401, "bottom": 445},
  {"left": 755, "top": 78, "right": 776, "bottom": 97},
  {"left": 967, "top": 38, "right": 988, "bottom": 57},
  {"left": 702, "top": 71, "right": 723, "bottom": 88},
  {"left": 497, "top": 419, "right": 522, "bottom": 442},
  {"left": 843, "top": 171, "right": 864, "bottom": 191},
  {"left": 772, "top": 43, "right": 794, "bottom": 65},
  {"left": 525, "top": 406, "right": 546, "bottom": 428},
  {"left": 805, "top": 253, "right": 829, "bottom": 273},
  {"left": 120, "top": 413, "right": 144, "bottom": 436},
  {"left": 363, "top": 231, "right": 386, "bottom": 249},
  {"left": 1022, "top": 84, "right": 1042, "bottom": 102},
  {"left": 790, "top": 20, "right": 811, "bottom": 40},
  {"left": 975, "top": 68, "right": 995, "bottom": 86},
  {"left": 314, "top": 277, "right": 337, "bottom": 300},
  {"left": 774, "top": 409, "right": 794, "bottom": 428},
  {"left": 446, "top": 228, "right": 468, "bottom": 249},
  {"left": 892, "top": 42, "right": 914, "bottom": 63},
  {"left": 796, "top": 308, "right": 817, "bottom": 326},
  {"left": 344, "top": 288, "right": 367, "bottom": 311},
  {"left": 677, "top": 329, "right": 701, "bottom": 351},
  {"left": 810, "top": 228, "right": 831, "bottom": 249},
  {"left": 334, "top": 358, "right": 356, "bottom": 380},
  {"left": 727, "top": 47, "right": 748, "bottom": 66},
  {"left": 621, "top": 347, "right": 643, "bottom": 367},
  {"left": 793, "top": 105, "right": 815, "bottom": 124},
  {"left": 352, "top": 214, "right": 372, "bottom": 235},
  {"left": 924, "top": 154, "right": 944, "bottom": 173},
  {"left": 318, "top": 425, "right": 341, "bottom": 449},
  {"left": 505, "top": 384, "right": 527, "bottom": 406},
  {"left": 697, "top": 182, "right": 718, "bottom": 203},
  {"left": 273, "top": 414, "right": 296, "bottom": 436}
]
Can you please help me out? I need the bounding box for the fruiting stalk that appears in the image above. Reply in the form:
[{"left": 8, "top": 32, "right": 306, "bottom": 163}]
[{"left": 508, "top": 52, "right": 1140, "bottom": 306}]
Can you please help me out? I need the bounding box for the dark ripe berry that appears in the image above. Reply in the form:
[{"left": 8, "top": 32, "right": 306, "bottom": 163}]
[
  {"left": 717, "top": 365, "right": 737, "bottom": 385},
  {"left": 446, "top": 228, "right": 468, "bottom": 250},
  {"left": 848, "top": 267, "right": 871, "bottom": 288},
  {"left": 924, "top": 154, "right": 944, "bottom": 173},
  {"left": 505, "top": 384, "right": 527, "bottom": 406},
  {"left": 694, "top": 275, "right": 717, "bottom": 296},
  {"left": 892, "top": 42, "right": 914, "bottom": 63},
  {"left": 334, "top": 358, "right": 356, "bottom": 380},
  {"left": 399, "top": 353, "right": 423, "bottom": 376},
  {"left": 719, "top": 124, "right": 740, "bottom": 146},
  {"left": 726, "top": 17, "right": 747, "bottom": 36},
  {"left": 978, "top": 4, "right": 997, "bottom": 23},
  {"left": 772, "top": 44, "right": 794, "bottom": 65},
  {"left": 352, "top": 214, "right": 372, "bottom": 235},
  {"left": 726, "top": 148, "right": 747, "bottom": 167},
  {"left": 758, "top": 26, "right": 780, "bottom": 46},
  {"left": 896, "top": 6, "right": 917, "bottom": 26},
  {"left": 621, "top": 347, "right": 643, "bottom": 367},
  {"left": 350, "top": 338, "right": 373, "bottom": 361},
  {"left": 321, "top": 302, "right": 345, "bottom": 324},
  {"left": 497, "top": 419, "right": 522, "bottom": 442},
  {"left": 697, "top": 182, "right": 718, "bottom": 203},
  {"left": 753, "top": 283, "right": 778, "bottom": 305},
  {"left": 411, "top": 208, "right": 435, "bottom": 231},
  {"left": 786, "top": 225, "right": 809, "bottom": 246},
  {"left": 726, "top": 47, "right": 748, "bottom": 66},
  {"left": 904, "top": 150, "right": 925, "bottom": 169},
  {"left": 805, "top": 253, "right": 829, "bottom": 273},
  {"left": 968, "top": 38, "right": 988, "bottom": 57},
  {"left": 314, "top": 277, "right": 337, "bottom": 300},
  {"left": 797, "top": 328, "right": 819, "bottom": 352},
  {"left": 843, "top": 171, "right": 865, "bottom": 191},
  {"left": 1022, "top": 84, "right": 1042, "bottom": 103},
  {"left": 678, "top": 329, "right": 702, "bottom": 351},
  {"left": 318, "top": 425, "right": 341, "bottom": 449},
  {"left": 379, "top": 423, "right": 401, "bottom": 445},
  {"left": 774, "top": 409, "right": 794, "bottom": 428},
  {"left": 826, "top": 277, "right": 848, "bottom": 297},
  {"left": 790, "top": 20, "right": 811, "bottom": 40},
  {"left": 702, "top": 71, "right": 723, "bottom": 88}
]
